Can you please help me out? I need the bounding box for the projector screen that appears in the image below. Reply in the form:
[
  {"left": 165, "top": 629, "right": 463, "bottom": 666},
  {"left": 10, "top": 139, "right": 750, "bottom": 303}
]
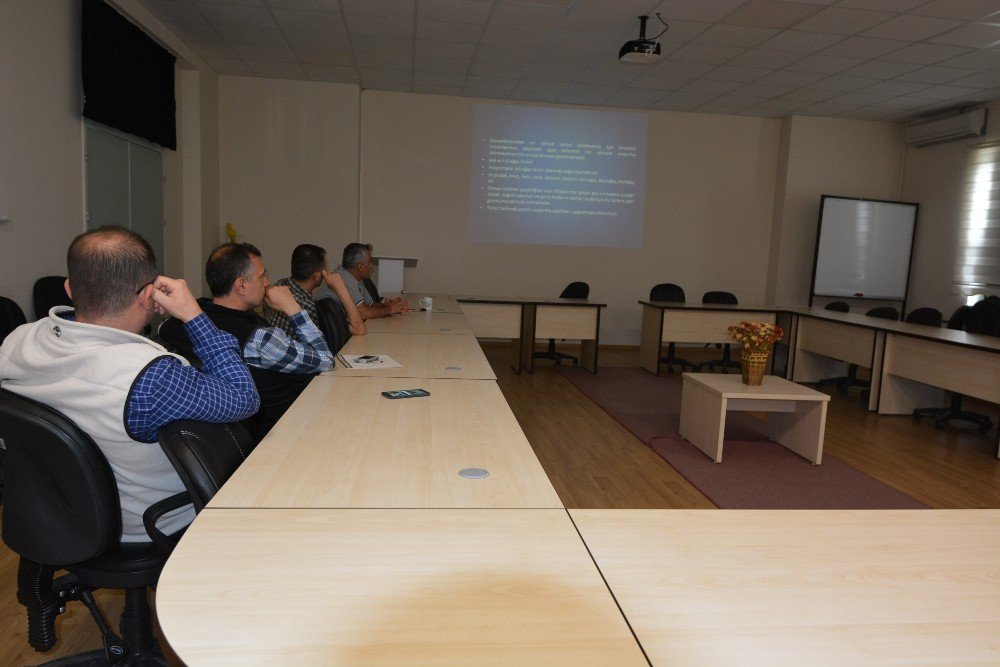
[
  {"left": 811, "top": 195, "right": 918, "bottom": 301},
  {"left": 468, "top": 103, "right": 647, "bottom": 249}
]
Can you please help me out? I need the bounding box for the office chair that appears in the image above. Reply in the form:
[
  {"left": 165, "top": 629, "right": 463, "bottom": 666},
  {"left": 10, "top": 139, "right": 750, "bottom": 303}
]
[
  {"left": 818, "top": 306, "right": 898, "bottom": 393},
  {"left": 316, "top": 297, "right": 352, "bottom": 354},
  {"left": 0, "top": 388, "right": 170, "bottom": 665},
  {"left": 534, "top": 281, "right": 589, "bottom": 365},
  {"left": 697, "top": 291, "right": 741, "bottom": 373},
  {"left": 362, "top": 277, "right": 381, "bottom": 303},
  {"left": 914, "top": 302, "right": 996, "bottom": 433},
  {"left": 33, "top": 275, "right": 72, "bottom": 320},
  {"left": 824, "top": 301, "right": 850, "bottom": 312},
  {"left": 158, "top": 420, "right": 255, "bottom": 513},
  {"left": 904, "top": 307, "right": 943, "bottom": 327},
  {"left": 649, "top": 283, "right": 694, "bottom": 373},
  {"left": 1, "top": 295, "right": 27, "bottom": 344}
]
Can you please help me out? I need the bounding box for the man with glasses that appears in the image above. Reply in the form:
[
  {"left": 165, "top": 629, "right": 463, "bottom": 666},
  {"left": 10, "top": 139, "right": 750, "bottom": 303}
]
[
  {"left": 159, "top": 242, "right": 334, "bottom": 442},
  {"left": 0, "top": 226, "right": 260, "bottom": 542},
  {"left": 315, "top": 242, "right": 410, "bottom": 319}
]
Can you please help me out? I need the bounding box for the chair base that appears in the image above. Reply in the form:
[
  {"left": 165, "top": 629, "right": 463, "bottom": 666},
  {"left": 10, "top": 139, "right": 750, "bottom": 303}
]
[
  {"left": 661, "top": 342, "right": 694, "bottom": 374},
  {"left": 35, "top": 646, "right": 167, "bottom": 667},
  {"left": 817, "top": 364, "right": 868, "bottom": 393},
  {"left": 534, "top": 339, "right": 578, "bottom": 366},
  {"left": 914, "top": 394, "right": 993, "bottom": 435}
]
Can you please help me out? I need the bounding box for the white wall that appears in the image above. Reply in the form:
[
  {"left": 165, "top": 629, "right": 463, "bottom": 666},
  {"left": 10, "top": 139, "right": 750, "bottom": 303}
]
[
  {"left": 0, "top": 0, "right": 85, "bottom": 318},
  {"left": 768, "top": 115, "right": 905, "bottom": 308},
  {"left": 361, "top": 91, "right": 783, "bottom": 344},
  {"left": 901, "top": 98, "right": 1000, "bottom": 318},
  {"left": 218, "top": 76, "right": 359, "bottom": 283}
]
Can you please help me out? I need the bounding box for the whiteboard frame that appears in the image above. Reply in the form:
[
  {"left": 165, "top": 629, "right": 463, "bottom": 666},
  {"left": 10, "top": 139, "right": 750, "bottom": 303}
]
[{"left": 809, "top": 194, "right": 918, "bottom": 312}]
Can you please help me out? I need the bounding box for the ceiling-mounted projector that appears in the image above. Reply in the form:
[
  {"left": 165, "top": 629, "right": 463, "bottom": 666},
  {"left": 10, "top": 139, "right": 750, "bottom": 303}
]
[{"left": 619, "top": 14, "right": 668, "bottom": 64}]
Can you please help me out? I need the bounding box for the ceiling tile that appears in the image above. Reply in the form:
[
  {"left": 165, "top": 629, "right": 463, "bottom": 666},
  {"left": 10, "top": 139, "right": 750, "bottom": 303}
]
[
  {"left": 857, "top": 79, "right": 929, "bottom": 96},
  {"left": 292, "top": 46, "right": 355, "bottom": 65},
  {"left": 897, "top": 65, "right": 980, "bottom": 84},
  {"left": 928, "top": 22, "right": 1000, "bottom": 48},
  {"left": 245, "top": 60, "right": 307, "bottom": 77},
  {"left": 416, "top": 19, "right": 484, "bottom": 42},
  {"left": 340, "top": 0, "right": 415, "bottom": 18},
  {"left": 786, "top": 53, "right": 864, "bottom": 74},
  {"left": 937, "top": 48, "right": 1000, "bottom": 69},
  {"left": 818, "top": 36, "right": 911, "bottom": 59},
  {"left": 681, "top": 78, "right": 745, "bottom": 94},
  {"left": 469, "top": 60, "right": 527, "bottom": 78},
  {"left": 778, "top": 86, "right": 840, "bottom": 101},
  {"left": 266, "top": 0, "right": 343, "bottom": 9},
  {"left": 906, "top": 83, "right": 985, "bottom": 100},
  {"left": 203, "top": 56, "right": 251, "bottom": 73},
  {"left": 480, "top": 24, "right": 551, "bottom": 48},
  {"left": 741, "top": 98, "right": 808, "bottom": 115},
  {"left": 604, "top": 86, "right": 666, "bottom": 106},
  {"left": 756, "top": 30, "right": 845, "bottom": 53},
  {"left": 652, "top": 0, "right": 746, "bottom": 23},
  {"left": 756, "top": 69, "right": 826, "bottom": 86},
  {"left": 720, "top": 0, "right": 824, "bottom": 29},
  {"left": 186, "top": 40, "right": 239, "bottom": 59},
  {"left": 283, "top": 29, "right": 351, "bottom": 49},
  {"left": 861, "top": 14, "right": 964, "bottom": 41},
  {"left": 302, "top": 63, "right": 359, "bottom": 81},
  {"left": 145, "top": 0, "right": 208, "bottom": 24},
  {"left": 810, "top": 74, "right": 880, "bottom": 91},
  {"left": 669, "top": 43, "right": 745, "bottom": 65},
  {"left": 418, "top": 0, "right": 493, "bottom": 24},
  {"left": 464, "top": 74, "right": 519, "bottom": 95},
  {"left": 199, "top": 4, "right": 276, "bottom": 27},
  {"left": 725, "top": 49, "right": 805, "bottom": 69},
  {"left": 413, "top": 69, "right": 467, "bottom": 86},
  {"left": 879, "top": 41, "right": 972, "bottom": 64},
  {"left": 950, "top": 70, "right": 1000, "bottom": 88},
  {"left": 692, "top": 24, "right": 780, "bottom": 48},
  {"left": 841, "top": 59, "right": 921, "bottom": 79},
  {"left": 523, "top": 63, "right": 589, "bottom": 82},
  {"left": 232, "top": 43, "right": 296, "bottom": 60},
  {"left": 490, "top": 1, "right": 568, "bottom": 29},
  {"left": 475, "top": 43, "right": 540, "bottom": 63},
  {"left": 358, "top": 67, "right": 412, "bottom": 83},
  {"left": 913, "top": 0, "right": 1000, "bottom": 21},
  {"left": 412, "top": 54, "right": 471, "bottom": 73},
  {"left": 837, "top": 0, "right": 925, "bottom": 10},
  {"left": 792, "top": 7, "right": 895, "bottom": 35},
  {"left": 416, "top": 39, "right": 476, "bottom": 59},
  {"left": 344, "top": 14, "right": 414, "bottom": 37},
  {"left": 217, "top": 25, "right": 289, "bottom": 46},
  {"left": 700, "top": 65, "right": 771, "bottom": 82},
  {"left": 271, "top": 9, "right": 345, "bottom": 32},
  {"left": 411, "top": 83, "right": 463, "bottom": 95}
]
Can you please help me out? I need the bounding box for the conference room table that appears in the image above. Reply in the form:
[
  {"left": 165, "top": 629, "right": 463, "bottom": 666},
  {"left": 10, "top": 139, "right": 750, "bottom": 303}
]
[
  {"left": 639, "top": 302, "right": 1000, "bottom": 442},
  {"left": 208, "top": 375, "right": 562, "bottom": 509},
  {"left": 457, "top": 294, "right": 606, "bottom": 373},
  {"left": 331, "top": 332, "right": 495, "bottom": 380},
  {"left": 155, "top": 302, "right": 1000, "bottom": 664},
  {"left": 362, "top": 310, "right": 473, "bottom": 335},
  {"left": 391, "top": 292, "right": 464, "bottom": 313}
]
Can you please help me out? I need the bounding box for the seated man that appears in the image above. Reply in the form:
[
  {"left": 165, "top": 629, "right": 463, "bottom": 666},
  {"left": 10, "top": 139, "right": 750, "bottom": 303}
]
[
  {"left": 0, "top": 226, "right": 260, "bottom": 542},
  {"left": 315, "top": 242, "right": 410, "bottom": 319},
  {"left": 159, "top": 242, "right": 334, "bottom": 442},
  {"left": 262, "top": 243, "right": 365, "bottom": 337}
]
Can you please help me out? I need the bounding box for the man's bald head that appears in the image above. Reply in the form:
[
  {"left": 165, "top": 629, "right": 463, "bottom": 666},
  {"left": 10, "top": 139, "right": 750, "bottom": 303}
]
[{"left": 66, "top": 226, "right": 158, "bottom": 319}]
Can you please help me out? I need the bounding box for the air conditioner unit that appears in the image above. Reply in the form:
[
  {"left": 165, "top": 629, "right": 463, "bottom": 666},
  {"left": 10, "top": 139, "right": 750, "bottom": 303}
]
[{"left": 904, "top": 108, "right": 987, "bottom": 147}]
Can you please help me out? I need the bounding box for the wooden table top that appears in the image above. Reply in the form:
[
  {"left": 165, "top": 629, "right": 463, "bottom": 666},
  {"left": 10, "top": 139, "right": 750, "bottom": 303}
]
[
  {"left": 682, "top": 372, "right": 830, "bottom": 401},
  {"left": 210, "top": 376, "right": 562, "bottom": 509},
  {"left": 331, "top": 332, "right": 496, "bottom": 379},
  {"left": 362, "top": 311, "right": 473, "bottom": 335},
  {"left": 156, "top": 509, "right": 647, "bottom": 666},
  {"left": 571, "top": 509, "right": 1000, "bottom": 666},
  {"left": 390, "top": 292, "right": 464, "bottom": 313}
]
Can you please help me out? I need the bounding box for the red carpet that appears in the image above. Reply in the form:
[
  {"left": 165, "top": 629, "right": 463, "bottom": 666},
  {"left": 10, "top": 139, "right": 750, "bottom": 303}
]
[{"left": 555, "top": 366, "right": 926, "bottom": 509}]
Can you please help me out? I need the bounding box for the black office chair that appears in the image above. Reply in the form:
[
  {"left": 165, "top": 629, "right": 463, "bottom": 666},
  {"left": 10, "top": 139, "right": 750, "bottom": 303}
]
[
  {"left": 824, "top": 301, "right": 850, "bottom": 312},
  {"left": 158, "top": 420, "right": 255, "bottom": 513},
  {"left": 818, "top": 306, "right": 898, "bottom": 393},
  {"left": 362, "top": 277, "right": 381, "bottom": 303},
  {"left": 534, "top": 281, "right": 589, "bottom": 365},
  {"left": 697, "top": 291, "right": 741, "bottom": 373},
  {"left": 33, "top": 275, "right": 72, "bottom": 320},
  {"left": 914, "top": 302, "right": 996, "bottom": 433},
  {"left": 904, "top": 307, "right": 943, "bottom": 327},
  {"left": 649, "top": 283, "right": 693, "bottom": 373},
  {"left": 1, "top": 295, "right": 27, "bottom": 344},
  {"left": 315, "top": 297, "right": 352, "bottom": 354},
  {"left": 0, "top": 388, "right": 169, "bottom": 665}
]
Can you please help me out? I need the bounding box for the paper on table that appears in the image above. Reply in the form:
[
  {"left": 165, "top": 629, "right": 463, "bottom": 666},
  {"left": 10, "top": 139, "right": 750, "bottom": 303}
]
[{"left": 337, "top": 354, "right": 403, "bottom": 369}]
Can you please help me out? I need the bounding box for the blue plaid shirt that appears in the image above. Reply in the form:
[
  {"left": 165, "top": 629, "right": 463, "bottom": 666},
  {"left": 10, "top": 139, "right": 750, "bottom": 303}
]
[
  {"left": 243, "top": 310, "right": 334, "bottom": 374},
  {"left": 126, "top": 314, "right": 260, "bottom": 443}
]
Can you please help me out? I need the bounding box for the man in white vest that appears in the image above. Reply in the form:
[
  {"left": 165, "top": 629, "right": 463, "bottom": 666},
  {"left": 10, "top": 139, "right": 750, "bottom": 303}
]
[{"left": 0, "top": 227, "right": 260, "bottom": 542}]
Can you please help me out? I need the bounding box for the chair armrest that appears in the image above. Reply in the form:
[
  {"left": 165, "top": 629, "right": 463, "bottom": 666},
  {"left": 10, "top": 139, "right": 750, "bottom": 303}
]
[{"left": 142, "top": 491, "right": 191, "bottom": 555}]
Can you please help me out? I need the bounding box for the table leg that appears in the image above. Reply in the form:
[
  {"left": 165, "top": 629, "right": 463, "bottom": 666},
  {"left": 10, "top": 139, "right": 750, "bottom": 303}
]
[
  {"left": 640, "top": 305, "right": 663, "bottom": 375},
  {"left": 767, "top": 401, "right": 827, "bottom": 464},
  {"left": 519, "top": 304, "right": 535, "bottom": 374},
  {"left": 679, "top": 379, "right": 726, "bottom": 463},
  {"left": 581, "top": 339, "right": 598, "bottom": 374}
]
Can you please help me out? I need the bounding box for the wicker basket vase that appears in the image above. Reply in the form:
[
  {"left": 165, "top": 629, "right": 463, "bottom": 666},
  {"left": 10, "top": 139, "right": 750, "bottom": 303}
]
[{"left": 740, "top": 350, "right": 770, "bottom": 386}]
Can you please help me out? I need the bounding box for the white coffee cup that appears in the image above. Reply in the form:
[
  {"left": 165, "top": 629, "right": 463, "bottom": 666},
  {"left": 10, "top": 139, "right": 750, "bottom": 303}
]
[{"left": 419, "top": 296, "right": 433, "bottom": 310}]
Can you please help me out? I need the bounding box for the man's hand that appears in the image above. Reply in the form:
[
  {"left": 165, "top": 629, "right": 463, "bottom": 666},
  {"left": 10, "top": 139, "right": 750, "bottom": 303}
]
[
  {"left": 264, "top": 285, "right": 303, "bottom": 317},
  {"left": 387, "top": 296, "right": 411, "bottom": 315},
  {"left": 322, "top": 269, "right": 345, "bottom": 291},
  {"left": 150, "top": 276, "right": 203, "bottom": 323}
]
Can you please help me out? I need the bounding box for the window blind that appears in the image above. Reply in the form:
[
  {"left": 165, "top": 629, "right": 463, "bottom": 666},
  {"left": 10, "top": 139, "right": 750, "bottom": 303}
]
[{"left": 955, "top": 141, "right": 1000, "bottom": 294}]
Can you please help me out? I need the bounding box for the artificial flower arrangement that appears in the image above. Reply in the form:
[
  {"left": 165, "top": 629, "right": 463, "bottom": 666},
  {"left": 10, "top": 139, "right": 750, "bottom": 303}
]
[{"left": 727, "top": 320, "right": 784, "bottom": 353}]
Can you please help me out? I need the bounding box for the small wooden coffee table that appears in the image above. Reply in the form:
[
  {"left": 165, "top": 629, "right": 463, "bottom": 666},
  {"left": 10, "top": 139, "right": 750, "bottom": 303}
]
[{"left": 679, "top": 373, "right": 830, "bottom": 464}]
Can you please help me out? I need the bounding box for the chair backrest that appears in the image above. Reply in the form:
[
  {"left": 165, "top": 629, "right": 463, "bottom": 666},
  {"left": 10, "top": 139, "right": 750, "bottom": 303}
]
[
  {"left": 702, "top": 291, "right": 738, "bottom": 304},
  {"left": 559, "top": 282, "right": 589, "bottom": 299},
  {"left": 649, "top": 283, "right": 685, "bottom": 303},
  {"left": 824, "top": 301, "right": 850, "bottom": 312},
  {"left": 362, "top": 277, "right": 381, "bottom": 302},
  {"left": 904, "top": 307, "right": 943, "bottom": 327},
  {"left": 33, "top": 275, "right": 72, "bottom": 320},
  {"left": 157, "top": 421, "right": 255, "bottom": 513},
  {"left": 946, "top": 305, "right": 973, "bottom": 331},
  {"left": 964, "top": 297, "right": 1000, "bottom": 335},
  {"left": 0, "top": 388, "right": 120, "bottom": 565},
  {"left": 315, "top": 297, "right": 351, "bottom": 353},
  {"left": 0, "top": 296, "right": 27, "bottom": 344},
  {"left": 865, "top": 306, "right": 899, "bottom": 321}
]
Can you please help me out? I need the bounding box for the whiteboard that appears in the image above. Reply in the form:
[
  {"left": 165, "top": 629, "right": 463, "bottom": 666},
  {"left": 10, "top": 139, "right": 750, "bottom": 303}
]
[{"left": 811, "top": 196, "right": 918, "bottom": 300}]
